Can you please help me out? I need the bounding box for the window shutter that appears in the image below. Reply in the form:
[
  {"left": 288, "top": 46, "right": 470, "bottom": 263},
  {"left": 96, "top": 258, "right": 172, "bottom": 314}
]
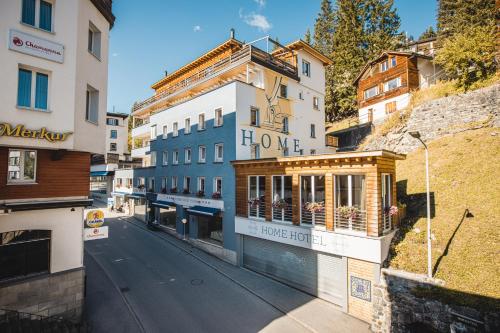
[
  {"left": 22, "top": 0, "right": 36, "bottom": 25},
  {"left": 35, "top": 73, "right": 48, "bottom": 110},
  {"left": 17, "top": 69, "right": 32, "bottom": 108},
  {"left": 39, "top": 1, "right": 52, "bottom": 31}
]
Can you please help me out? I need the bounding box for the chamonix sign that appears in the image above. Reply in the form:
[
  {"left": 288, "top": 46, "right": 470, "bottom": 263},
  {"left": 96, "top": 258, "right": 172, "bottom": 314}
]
[
  {"left": 0, "top": 123, "right": 72, "bottom": 142},
  {"left": 9, "top": 29, "right": 64, "bottom": 63}
]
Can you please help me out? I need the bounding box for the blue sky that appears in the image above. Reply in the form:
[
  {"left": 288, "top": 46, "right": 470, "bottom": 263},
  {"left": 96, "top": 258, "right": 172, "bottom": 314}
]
[{"left": 107, "top": 0, "right": 437, "bottom": 114}]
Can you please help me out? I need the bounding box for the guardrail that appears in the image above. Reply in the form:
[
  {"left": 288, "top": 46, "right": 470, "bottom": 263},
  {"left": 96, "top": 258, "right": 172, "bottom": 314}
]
[{"left": 334, "top": 209, "right": 367, "bottom": 233}]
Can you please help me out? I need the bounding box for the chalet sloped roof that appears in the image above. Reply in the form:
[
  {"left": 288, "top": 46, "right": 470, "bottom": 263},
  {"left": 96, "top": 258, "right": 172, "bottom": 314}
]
[
  {"left": 272, "top": 40, "right": 333, "bottom": 66},
  {"left": 353, "top": 51, "right": 433, "bottom": 85}
]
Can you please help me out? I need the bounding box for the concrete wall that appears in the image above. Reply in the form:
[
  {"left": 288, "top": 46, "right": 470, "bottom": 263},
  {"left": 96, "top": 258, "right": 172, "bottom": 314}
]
[
  {"left": 358, "top": 93, "right": 410, "bottom": 125},
  {"left": 0, "top": 268, "right": 84, "bottom": 320},
  {"left": 347, "top": 258, "right": 380, "bottom": 323}
]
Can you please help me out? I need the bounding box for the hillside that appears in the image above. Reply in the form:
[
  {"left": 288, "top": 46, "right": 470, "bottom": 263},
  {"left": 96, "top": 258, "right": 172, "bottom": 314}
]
[{"left": 390, "top": 127, "right": 500, "bottom": 307}]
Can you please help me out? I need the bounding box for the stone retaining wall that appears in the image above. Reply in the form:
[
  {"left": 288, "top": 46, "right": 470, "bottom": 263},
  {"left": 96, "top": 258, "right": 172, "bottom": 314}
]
[
  {"left": 372, "top": 269, "right": 500, "bottom": 332},
  {"left": 363, "top": 84, "right": 500, "bottom": 153},
  {"left": 0, "top": 268, "right": 85, "bottom": 322}
]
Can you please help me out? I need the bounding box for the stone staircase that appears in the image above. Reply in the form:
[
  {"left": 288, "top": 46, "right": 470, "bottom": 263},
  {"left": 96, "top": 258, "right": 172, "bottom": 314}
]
[{"left": 0, "top": 309, "right": 88, "bottom": 333}]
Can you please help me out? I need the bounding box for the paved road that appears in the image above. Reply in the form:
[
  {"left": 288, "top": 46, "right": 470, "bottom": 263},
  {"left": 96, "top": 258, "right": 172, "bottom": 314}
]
[{"left": 84, "top": 216, "right": 309, "bottom": 333}]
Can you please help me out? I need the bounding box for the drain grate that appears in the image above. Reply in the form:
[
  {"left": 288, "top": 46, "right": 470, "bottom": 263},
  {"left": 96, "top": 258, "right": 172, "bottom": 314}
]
[{"left": 190, "top": 279, "right": 203, "bottom": 286}]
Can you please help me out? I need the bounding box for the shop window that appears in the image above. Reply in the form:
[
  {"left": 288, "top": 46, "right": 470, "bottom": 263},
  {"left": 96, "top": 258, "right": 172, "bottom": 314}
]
[
  {"left": 249, "top": 176, "right": 266, "bottom": 219},
  {"left": 17, "top": 68, "right": 49, "bottom": 111},
  {"left": 300, "top": 175, "right": 325, "bottom": 226},
  {"left": 159, "top": 207, "right": 176, "bottom": 229},
  {"left": 8, "top": 149, "right": 36, "bottom": 183},
  {"left": 334, "top": 175, "right": 367, "bottom": 233},
  {"left": 196, "top": 215, "right": 223, "bottom": 244},
  {"left": 272, "top": 176, "right": 292, "bottom": 223},
  {"left": 0, "top": 230, "right": 50, "bottom": 281}
]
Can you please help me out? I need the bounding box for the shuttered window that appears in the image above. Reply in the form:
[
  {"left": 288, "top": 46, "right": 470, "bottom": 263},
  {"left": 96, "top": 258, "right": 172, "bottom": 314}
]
[
  {"left": 17, "top": 69, "right": 32, "bottom": 108},
  {"left": 17, "top": 68, "right": 49, "bottom": 111},
  {"left": 21, "top": 0, "right": 36, "bottom": 26},
  {"left": 39, "top": 0, "right": 52, "bottom": 31}
]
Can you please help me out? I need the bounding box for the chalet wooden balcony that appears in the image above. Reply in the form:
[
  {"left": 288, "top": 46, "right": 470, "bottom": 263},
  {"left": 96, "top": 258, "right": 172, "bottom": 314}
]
[{"left": 132, "top": 45, "right": 298, "bottom": 114}]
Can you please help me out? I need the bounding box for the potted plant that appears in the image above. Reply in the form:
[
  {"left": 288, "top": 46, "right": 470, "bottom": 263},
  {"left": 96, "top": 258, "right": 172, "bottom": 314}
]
[
  {"left": 272, "top": 198, "right": 288, "bottom": 210},
  {"left": 183, "top": 188, "right": 190, "bottom": 194},
  {"left": 170, "top": 187, "right": 178, "bottom": 193},
  {"left": 248, "top": 197, "right": 260, "bottom": 208},
  {"left": 161, "top": 187, "right": 167, "bottom": 194},
  {"left": 304, "top": 201, "right": 325, "bottom": 213},
  {"left": 212, "top": 191, "right": 222, "bottom": 199},
  {"left": 337, "top": 205, "right": 360, "bottom": 219},
  {"left": 196, "top": 190, "right": 205, "bottom": 197},
  {"left": 384, "top": 205, "right": 399, "bottom": 216}
]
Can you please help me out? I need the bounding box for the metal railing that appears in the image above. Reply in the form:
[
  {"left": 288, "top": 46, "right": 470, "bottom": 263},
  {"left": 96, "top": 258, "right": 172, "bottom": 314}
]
[
  {"left": 301, "top": 207, "right": 326, "bottom": 226},
  {"left": 334, "top": 209, "right": 367, "bottom": 233},
  {"left": 383, "top": 213, "right": 392, "bottom": 232},
  {"left": 132, "top": 44, "right": 297, "bottom": 113},
  {"left": 272, "top": 204, "right": 293, "bottom": 222},
  {"left": 249, "top": 197, "right": 266, "bottom": 219}
]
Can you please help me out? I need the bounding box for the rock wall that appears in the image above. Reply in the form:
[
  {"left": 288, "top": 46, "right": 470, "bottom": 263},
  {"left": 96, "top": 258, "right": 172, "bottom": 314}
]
[
  {"left": 363, "top": 84, "right": 500, "bottom": 153},
  {"left": 372, "top": 269, "right": 500, "bottom": 333}
]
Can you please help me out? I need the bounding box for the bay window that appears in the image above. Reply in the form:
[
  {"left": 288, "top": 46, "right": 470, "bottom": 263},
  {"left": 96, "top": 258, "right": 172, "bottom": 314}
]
[
  {"left": 8, "top": 149, "right": 37, "bottom": 183},
  {"left": 272, "top": 176, "right": 292, "bottom": 223},
  {"left": 249, "top": 176, "right": 266, "bottom": 218},
  {"left": 300, "top": 175, "right": 325, "bottom": 226},
  {"left": 334, "top": 175, "right": 367, "bottom": 233}
]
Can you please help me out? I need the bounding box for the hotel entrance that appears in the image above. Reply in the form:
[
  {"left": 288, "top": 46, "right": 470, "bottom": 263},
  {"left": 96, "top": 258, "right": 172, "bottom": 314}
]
[{"left": 187, "top": 207, "right": 223, "bottom": 245}]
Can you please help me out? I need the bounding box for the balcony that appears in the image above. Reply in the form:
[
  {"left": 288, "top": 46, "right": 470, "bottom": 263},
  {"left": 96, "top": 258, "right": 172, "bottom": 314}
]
[
  {"left": 131, "top": 121, "right": 150, "bottom": 138},
  {"left": 131, "top": 145, "right": 150, "bottom": 158},
  {"left": 132, "top": 44, "right": 298, "bottom": 114},
  {"left": 334, "top": 208, "right": 368, "bottom": 234}
]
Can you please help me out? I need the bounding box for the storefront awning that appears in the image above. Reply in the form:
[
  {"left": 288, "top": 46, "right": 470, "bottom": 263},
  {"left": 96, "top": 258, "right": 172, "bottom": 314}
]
[
  {"left": 187, "top": 206, "right": 221, "bottom": 217},
  {"left": 151, "top": 200, "right": 176, "bottom": 209},
  {"left": 111, "top": 192, "right": 126, "bottom": 197},
  {"left": 90, "top": 171, "right": 114, "bottom": 177},
  {"left": 127, "top": 193, "right": 145, "bottom": 199}
]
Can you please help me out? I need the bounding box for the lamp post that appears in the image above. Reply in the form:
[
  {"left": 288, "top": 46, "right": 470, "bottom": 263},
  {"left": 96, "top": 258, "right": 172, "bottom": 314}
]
[
  {"left": 409, "top": 131, "right": 432, "bottom": 278},
  {"left": 182, "top": 218, "right": 187, "bottom": 240}
]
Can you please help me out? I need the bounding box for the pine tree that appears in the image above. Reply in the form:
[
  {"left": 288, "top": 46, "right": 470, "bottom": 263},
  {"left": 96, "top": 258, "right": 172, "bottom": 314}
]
[
  {"left": 419, "top": 26, "right": 436, "bottom": 40},
  {"left": 364, "top": 0, "right": 402, "bottom": 60},
  {"left": 437, "top": 0, "right": 495, "bottom": 39},
  {"left": 304, "top": 28, "right": 312, "bottom": 44}
]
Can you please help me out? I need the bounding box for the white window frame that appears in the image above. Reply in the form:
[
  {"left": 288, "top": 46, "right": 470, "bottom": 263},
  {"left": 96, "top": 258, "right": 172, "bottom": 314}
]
[
  {"left": 248, "top": 175, "right": 265, "bottom": 219},
  {"left": 299, "top": 175, "right": 325, "bottom": 227},
  {"left": 162, "top": 151, "right": 168, "bottom": 165},
  {"left": 184, "top": 176, "right": 191, "bottom": 192},
  {"left": 150, "top": 151, "right": 157, "bottom": 166},
  {"left": 21, "top": 0, "right": 55, "bottom": 32},
  {"left": 214, "top": 143, "right": 223, "bottom": 162},
  {"left": 173, "top": 122, "right": 179, "bottom": 136},
  {"left": 162, "top": 125, "right": 168, "bottom": 139},
  {"left": 7, "top": 149, "right": 37, "bottom": 184},
  {"left": 214, "top": 108, "right": 223, "bottom": 127},
  {"left": 184, "top": 117, "right": 191, "bottom": 134},
  {"left": 213, "top": 177, "right": 222, "bottom": 195},
  {"left": 198, "top": 145, "right": 206, "bottom": 163},
  {"left": 173, "top": 150, "right": 179, "bottom": 165},
  {"left": 302, "top": 60, "right": 311, "bottom": 77},
  {"left": 88, "top": 21, "right": 101, "bottom": 60},
  {"left": 272, "top": 175, "right": 292, "bottom": 223},
  {"left": 171, "top": 176, "right": 178, "bottom": 189},
  {"left": 17, "top": 66, "right": 51, "bottom": 112},
  {"left": 198, "top": 176, "right": 205, "bottom": 192},
  {"left": 380, "top": 60, "right": 389, "bottom": 72},
  {"left": 150, "top": 124, "right": 157, "bottom": 140},
  {"left": 390, "top": 56, "right": 397, "bottom": 68},
  {"left": 198, "top": 113, "right": 206, "bottom": 131},
  {"left": 185, "top": 148, "right": 192, "bottom": 164},
  {"left": 364, "top": 86, "right": 378, "bottom": 100},
  {"left": 383, "top": 77, "right": 401, "bottom": 92},
  {"left": 110, "top": 143, "right": 117, "bottom": 151}
]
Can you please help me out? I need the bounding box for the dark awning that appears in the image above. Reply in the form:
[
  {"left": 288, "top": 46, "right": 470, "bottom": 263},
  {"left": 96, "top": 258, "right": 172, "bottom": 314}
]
[
  {"left": 111, "top": 192, "right": 126, "bottom": 197},
  {"left": 126, "top": 193, "right": 145, "bottom": 199},
  {"left": 1, "top": 199, "right": 94, "bottom": 212},
  {"left": 187, "top": 206, "right": 221, "bottom": 217},
  {"left": 151, "top": 201, "right": 176, "bottom": 209},
  {"left": 90, "top": 171, "right": 114, "bottom": 177}
]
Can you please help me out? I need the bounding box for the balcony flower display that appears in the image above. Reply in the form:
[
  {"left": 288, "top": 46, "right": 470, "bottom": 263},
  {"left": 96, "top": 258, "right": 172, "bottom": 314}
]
[
  {"left": 337, "top": 206, "right": 361, "bottom": 219},
  {"left": 137, "top": 184, "right": 145, "bottom": 190},
  {"left": 272, "top": 199, "right": 288, "bottom": 210},
  {"left": 161, "top": 187, "right": 167, "bottom": 194},
  {"left": 248, "top": 197, "right": 260, "bottom": 208},
  {"left": 196, "top": 190, "right": 205, "bottom": 197},
  {"left": 170, "top": 187, "right": 178, "bottom": 193},
  {"left": 384, "top": 205, "right": 399, "bottom": 216},
  {"left": 183, "top": 188, "right": 190, "bottom": 194},
  {"left": 212, "top": 191, "right": 222, "bottom": 199},
  {"left": 304, "top": 201, "right": 325, "bottom": 213}
]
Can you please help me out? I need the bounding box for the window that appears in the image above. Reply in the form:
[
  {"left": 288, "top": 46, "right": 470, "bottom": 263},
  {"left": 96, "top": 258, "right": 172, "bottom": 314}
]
[
  {"left": 381, "top": 173, "right": 393, "bottom": 232},
  {"left": 248, "top": 176, "right": 265, "bottom": 218},
  {"left": 213, "top": 177, "right": 222, "bottom": 194},
  {"left": 0, "top": 230, "right": 50, "bottom": 281},
  {"left": 279, "top": 84, "right": 287, "bottom": 98},
  {"left": 160, "top": 177, "right": 167, "bottom": 193},
  {"left": 383, "top": 77, "right": 401, "bottom": 92},
  {"left": 173, "top": 122, "right": 178, "bottom": 136},
  {"left": 106, "top": 118, "right": 118, "bottom": 126},
  {"left": 282, "top": 117, "right": 289, "bottom": 133},
  {"left": 380, "top": 60, "right": 389, "bottom": 72},
  {"left": 250, "top": 144, "right": 260, "bottom": 159},
  {"left": 385, "top": 101, "right": 397, "bottom": 114},
  {"left": 17, "top": 68, "right": 49, "bottom": 111},
  {"left": 184, "top": 118, "right": 191, "bottom": 134},
  {"left": 214, "top": 108, "right": 223, "bottom": 127},
  {"left": 310, "top": 149, "right": 316, "bottom": 155},
  {"left": 110, "top": 143, "right": 117, "bottom": 151},
  {"left": 150, "top": 151, "right": 157, "bottom": 166},
  {"left": 150, "top": 125, "right": 157, "bottom": 140},
  {"left": 183, "top": 176, "right": 191, "bottom": 193},
  {"left": 300, "top": 175, "right": 325, "bottom": 226},
  {"left": 162, "top": 125, "right": 168, "bottom": 139},
  {"left": 147, "top": 177, "right": 155, "bottom": 192},
  {"left": 390, "top": 56, "right": 397, "bottom": 68},
  {"left": 171, "top": 176, "right": 178, "bottom": 190},
  {"left": 364, "top": 86, "right": 378, "bottom": 100},
  {"left": 299, "top": 91, "right": 304, "bottom": 100},
  {"left": 198, "top": 177, "right": 205, "bottom": 192},
  {"left": 214, "top": 143, "right": 223, "bottom": 162},
  {"left": 272, "top": 175, "right": 292, "bottom": 223},
  {"left": 85, "top": 85, "right": 99, "bottom": 123},
  {"left": 110, "top": 130, "right": 117, "bottom": 139},
  {"left": 313, "top": 96, "right": 319, "bottom": 110},
  {"left": 310, "top": 124, "right": 316, "bottom": 138},
  {"left": 21, "top": 0, "right": 53, "bottom": 32},
  {"left": 185, "top": 148, "right": 192, "bottom": 164},
  {"left": 162, "top": 151, "right": 168, "bottom": 165},
  {"left": 173, "top": 150, "right": 179, "bottom": 165},
  {"left": 198, "top": 113, "right": 205, "bottom": 130},
  {"left": 334, "top": 175, "right": 367, "bottom": 233},
  {"left": 8, "top": 150, "right": 36, "bottom": 183},
  {"left": 250, "top": 107, "right": 260, "bottom": 126},
  {"left": 88, "top": 21, "right": 101, "bottom": 59},
  {"left": 302, "top": 60, "right": 311, "bottom": 77},
  {"left": 198, "top": 145, "right": 206, "bottom": 163}
]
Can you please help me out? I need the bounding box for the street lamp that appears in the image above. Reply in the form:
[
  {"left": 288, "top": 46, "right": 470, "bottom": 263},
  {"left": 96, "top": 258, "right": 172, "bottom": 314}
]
[
  {"left": 182, "top": 218, "right": 187, "bottom": 240},
  {"left": 409, "top": 131, "right": 432, "bottom": 278}
]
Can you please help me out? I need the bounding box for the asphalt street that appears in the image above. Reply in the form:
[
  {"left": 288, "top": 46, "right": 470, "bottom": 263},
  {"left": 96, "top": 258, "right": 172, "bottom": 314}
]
[{"left": 84, "top": 215, "right": 311, "bottom": 333}]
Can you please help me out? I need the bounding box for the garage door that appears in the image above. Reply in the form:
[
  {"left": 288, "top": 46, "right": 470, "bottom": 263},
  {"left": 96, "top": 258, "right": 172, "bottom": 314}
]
[{"left": 243, "top": 236, "right": 347, "bottom": 308}]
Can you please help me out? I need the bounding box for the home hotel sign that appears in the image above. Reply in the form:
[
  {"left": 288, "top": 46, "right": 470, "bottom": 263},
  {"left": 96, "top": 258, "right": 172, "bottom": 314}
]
[
  {"left": 0, "top": 123, "right": 72, "bottom": 142},
  {"left": 9, "top": 29, "right": 64, "bottom": 63}
]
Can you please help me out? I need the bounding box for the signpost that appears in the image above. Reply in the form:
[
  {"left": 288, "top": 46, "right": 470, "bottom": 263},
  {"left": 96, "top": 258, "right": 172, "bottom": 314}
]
[{"left": 84, "top": 209, "right": 108, "bottom": 241}]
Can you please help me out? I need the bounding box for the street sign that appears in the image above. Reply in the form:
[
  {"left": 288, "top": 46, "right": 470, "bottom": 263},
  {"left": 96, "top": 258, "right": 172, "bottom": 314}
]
[
  {"left": 84, "top": 226, "right": 109, "bottom": 241},
  {"left": 84, "top": 209, "right": 108, "bottom": 241}
]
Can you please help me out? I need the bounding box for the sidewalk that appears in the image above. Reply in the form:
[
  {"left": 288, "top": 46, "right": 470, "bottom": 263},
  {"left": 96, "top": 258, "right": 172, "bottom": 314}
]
[{"left": 124, "top": 216, "right": 370, "bottom": 333}]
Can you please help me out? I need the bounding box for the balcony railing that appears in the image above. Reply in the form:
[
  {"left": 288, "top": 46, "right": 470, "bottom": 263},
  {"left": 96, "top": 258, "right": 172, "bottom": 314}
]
[
  {"left": 383, "top": 213, "right": 392, "bottom": 232},
  {"left": 272, "top": 204, "right": 293, "bottom": 223},
  {"left": 334, "top": 208, "right": 367, "bottom": 233},
  {"left": 249, "top": 197, "right": 266, "bottom": 219},
  {"left": 300, "top": 208, "right": 326, "bottom": 226},
  {"left": 132, "top": 45, "right": 297, "bottom": 113}
]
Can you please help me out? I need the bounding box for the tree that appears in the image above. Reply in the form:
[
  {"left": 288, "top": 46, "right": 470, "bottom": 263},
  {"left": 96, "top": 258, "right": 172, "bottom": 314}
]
[
  {"left": 437, "top": 0, "right": 495, "bottom": 39},
  {"left": 304, "top": 28, "right": 312, "bottom": 44},
  {"left": 418, "top": 26, "right": 436, "bottom": 40},
  {"left": 435, "top": 26, "right": 496, "bottom": 89},
  {"left": 364, "top": 0, "right": 402, "bottom": 60}
]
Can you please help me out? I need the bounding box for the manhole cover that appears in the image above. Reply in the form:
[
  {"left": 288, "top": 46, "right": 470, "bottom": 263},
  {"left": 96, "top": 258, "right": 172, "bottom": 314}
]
[
  {"left": 190, "top": 279, "right": 203, "bottom": 286},
  {"left": 120, "top": 287, "right": 130, "bottom": 292}
]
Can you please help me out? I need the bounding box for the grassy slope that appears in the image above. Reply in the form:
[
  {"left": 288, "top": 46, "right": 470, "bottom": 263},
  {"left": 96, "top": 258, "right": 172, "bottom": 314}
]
[{"left": 391, "top": 127, "right": 500, "bottom": 304}]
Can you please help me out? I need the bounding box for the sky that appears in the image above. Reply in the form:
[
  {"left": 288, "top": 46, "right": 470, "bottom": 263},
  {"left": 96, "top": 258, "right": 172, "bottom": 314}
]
[{"left": 106, "top": 0, "right": 437, "bottom": 114}]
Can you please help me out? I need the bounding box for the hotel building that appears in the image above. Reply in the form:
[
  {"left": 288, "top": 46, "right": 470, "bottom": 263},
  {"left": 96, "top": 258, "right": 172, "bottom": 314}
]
[
  {"left": 113, "top": 34, "right": 334, "bottom": 263},
  {"left": 0, "top": 0, "right": 114, "bottom": 319}
]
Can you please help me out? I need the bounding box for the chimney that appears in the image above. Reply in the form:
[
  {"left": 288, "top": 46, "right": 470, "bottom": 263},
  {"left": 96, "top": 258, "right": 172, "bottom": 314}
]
[{"left": 230, "top": 28, "right": 235, "bottom": 39}]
